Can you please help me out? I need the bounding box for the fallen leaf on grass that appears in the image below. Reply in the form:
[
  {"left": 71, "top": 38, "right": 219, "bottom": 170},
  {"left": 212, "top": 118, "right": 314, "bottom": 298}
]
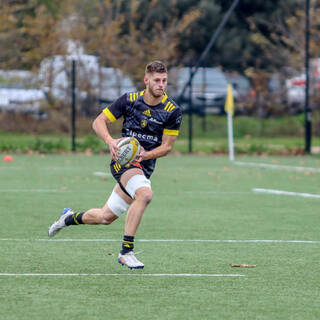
[{"left": 230, "top": 264, "right": 257, "bottom": 268}]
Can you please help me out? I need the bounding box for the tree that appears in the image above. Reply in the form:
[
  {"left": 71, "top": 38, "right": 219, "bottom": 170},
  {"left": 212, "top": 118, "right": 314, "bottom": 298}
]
[
  {"left": 0, "top": 0, "right": 65, "bottom": 70},
  {"left": 244, "top": 0, "right": 320, "bottom": 115},
  {"left": 247, "top": 0, "right": 306, "bottom": 72},
  {"left": 64, "top": 0, "right": 200, "bottom": 88}
]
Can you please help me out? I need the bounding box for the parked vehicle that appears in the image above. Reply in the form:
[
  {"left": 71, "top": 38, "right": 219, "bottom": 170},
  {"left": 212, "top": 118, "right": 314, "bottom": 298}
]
[
  {"left": 225, "top": 72, "right": 254, "bottom": 114},
  {"left": 225, "top": 73, "right": 252, "bottom": 100},
  {"left": 0, "top": 70, "right": 36, "bottom": 89},
  {"left": 284, "top": 59, "right": 320, "bottom": 114},
  {"left": 285, "top": 74, "right": 305, "bottom": 113},
  {"left": 96, "top": 67, "right": 137, "bottom": 104},
  {"left": 311, "top": 58, "right": 320, "bottom": 91},
  {"left": 0, "top": 70, "right": 46, "bottom": 115},
  {"left": 38, "top": 54, "right": 136, "bottom": 114},
  {"left": 38, "top": 54, "right": 100, "bottom": 104},
  {"left": 167, "top": 67, "right": 228, "bottom": 115}
]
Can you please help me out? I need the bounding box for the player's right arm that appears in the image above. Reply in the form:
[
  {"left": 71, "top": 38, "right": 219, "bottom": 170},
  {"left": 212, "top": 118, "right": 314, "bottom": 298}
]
[
  {"left": 92, "top": 93, "right": 127, "bottom": 160},
  {"left": 92, "top": 113, "right": 119, "bottom": 160},
  {"left": 92, "top": 112, "right": 112, "bottom": 144}
]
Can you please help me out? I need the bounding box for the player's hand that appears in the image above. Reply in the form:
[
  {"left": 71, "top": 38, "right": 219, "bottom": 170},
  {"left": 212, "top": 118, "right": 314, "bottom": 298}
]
[
  {"left": 135, "top": 146, "right": 147, "bottom": 162},
  {"left": 107, "top": 138, "right": 123, "bottom": 161}
]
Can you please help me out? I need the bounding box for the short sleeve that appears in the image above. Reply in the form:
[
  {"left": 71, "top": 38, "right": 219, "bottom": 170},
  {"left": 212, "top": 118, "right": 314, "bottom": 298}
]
[
  {"left": 102, "top": 93, "right": 127, "bottom": 123},
  {"left": 163, "top": 108, "right": 182, "bottom": 136}
]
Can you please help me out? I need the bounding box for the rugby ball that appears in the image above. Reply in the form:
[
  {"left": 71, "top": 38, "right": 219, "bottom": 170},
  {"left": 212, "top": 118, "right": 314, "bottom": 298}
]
[{"left": 116, "top": 137, "right": 141, "bottom": 166}]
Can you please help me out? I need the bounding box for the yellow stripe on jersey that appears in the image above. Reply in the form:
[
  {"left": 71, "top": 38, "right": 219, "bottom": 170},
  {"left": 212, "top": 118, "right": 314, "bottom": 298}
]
[
  {"left": 164, "top": 101, "right": 170, "bottom": 111},
  {"left": 103, "top": 108, "right": 117, "bottom": 123},
  {"left": 168, "top": 104, "right": 175, "bottom": 111},
  {"left": 164, "top": 101, "right": 176, "bottom": 112},
  {"left": 163, "top": 129, "right": 179, "bottom": 136},
  {"left": 130, "top": 91, "right": 143, "bottom": 102},
  {"left": 161, "top": 92, "right": 168, "bottom": 104}
]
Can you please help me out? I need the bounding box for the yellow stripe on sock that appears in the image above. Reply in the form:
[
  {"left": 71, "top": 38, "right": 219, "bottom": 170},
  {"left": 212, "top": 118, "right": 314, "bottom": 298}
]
[{"left": 73, "top": 212, "right": 80, "bottom": 225}]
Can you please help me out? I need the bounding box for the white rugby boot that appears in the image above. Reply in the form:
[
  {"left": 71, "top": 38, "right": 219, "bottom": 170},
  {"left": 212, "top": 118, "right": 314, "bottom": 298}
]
[
  {"left": 48, "top": 208, "right": 74, "bottom": 237},
  {"left": 118, "top": 251, "right": 144, "bottom": 269}
]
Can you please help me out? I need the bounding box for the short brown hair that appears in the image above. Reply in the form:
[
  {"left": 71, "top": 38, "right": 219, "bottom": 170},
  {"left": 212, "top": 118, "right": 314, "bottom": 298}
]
[{"left": 145, "top": 61, "right": 167, "bottom": 75}]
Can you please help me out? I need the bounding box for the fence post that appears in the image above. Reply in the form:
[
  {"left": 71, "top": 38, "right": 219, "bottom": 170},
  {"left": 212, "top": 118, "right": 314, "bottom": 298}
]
[
  {"left": 71, "top": 60, "right": 76, "bottom": 152},
  {"left": 305, "top": 0, "right": 311, "bottom": 153}
]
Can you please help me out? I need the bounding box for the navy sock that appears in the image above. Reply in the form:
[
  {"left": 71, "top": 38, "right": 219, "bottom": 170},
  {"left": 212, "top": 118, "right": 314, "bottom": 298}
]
[
  {"left": 65, "top": 212, "right": 84, "bottom": 226},
  {"left": 120, "top": 235, "right": 134, "bottom": 254}
]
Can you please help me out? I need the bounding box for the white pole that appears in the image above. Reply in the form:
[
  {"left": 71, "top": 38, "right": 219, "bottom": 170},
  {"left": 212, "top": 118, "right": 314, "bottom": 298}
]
[{"left": 227, "top": 110, "right": 234, "bottom": 161}]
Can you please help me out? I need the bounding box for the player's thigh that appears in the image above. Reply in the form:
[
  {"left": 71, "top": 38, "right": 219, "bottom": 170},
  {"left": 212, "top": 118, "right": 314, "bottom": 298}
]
[
  {"left": 120, "top": 169, "right": 152, "bottom": 200},
  {"left": 113, "top": 183, "right": 133, "bottom": 204},
  {"left": 120, "top": 168, "right": 144, "bottom": 186}
]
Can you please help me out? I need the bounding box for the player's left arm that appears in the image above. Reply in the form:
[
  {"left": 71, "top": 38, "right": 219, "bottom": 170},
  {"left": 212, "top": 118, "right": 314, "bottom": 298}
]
[{"left": 138, "top": 134, "right": 177, "bottom": 161}]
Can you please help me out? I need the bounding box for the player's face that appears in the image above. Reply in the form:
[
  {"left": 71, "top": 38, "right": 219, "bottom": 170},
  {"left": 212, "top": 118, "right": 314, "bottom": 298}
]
[{"left": 145, "top": 72, "right": 167, "bottom": 97}]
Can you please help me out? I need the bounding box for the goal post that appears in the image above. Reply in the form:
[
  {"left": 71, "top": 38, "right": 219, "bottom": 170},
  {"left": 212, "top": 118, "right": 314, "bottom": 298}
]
[{"left": 225, "top": 84, "right": 235, "bottom": 161}]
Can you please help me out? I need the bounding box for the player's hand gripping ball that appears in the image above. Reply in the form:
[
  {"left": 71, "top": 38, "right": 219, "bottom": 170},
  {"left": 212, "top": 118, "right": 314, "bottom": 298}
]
[{"left": 116, "top": 137, "right": 141, "bottom": 166}]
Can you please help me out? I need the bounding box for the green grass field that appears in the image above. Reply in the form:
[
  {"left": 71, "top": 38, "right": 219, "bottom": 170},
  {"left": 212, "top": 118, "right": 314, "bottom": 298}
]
[{"left": 0, "top": 154, "right": 320, "bottom": 320}]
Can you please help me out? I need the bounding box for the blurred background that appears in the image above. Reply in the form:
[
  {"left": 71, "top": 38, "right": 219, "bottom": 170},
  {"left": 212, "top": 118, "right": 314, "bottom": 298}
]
[{"left": 1, "top": 0, "right": 320, "bottom": 155}]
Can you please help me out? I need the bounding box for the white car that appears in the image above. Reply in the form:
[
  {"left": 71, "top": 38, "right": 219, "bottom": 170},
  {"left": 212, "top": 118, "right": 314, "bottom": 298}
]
[
  {"left": 167, "top": 67, "right": 228, "bottom": 115},
  {"left": 38, "top": 55, "right": 136, "bottom": 108},
  {"left": 0, "top": 88, "right": 45, "bottom": 113},
  {"left": 286, "top": 74, "right": 305, "bottom": 105},
  {"left": 0, "top": 70, "right": 46, "bottom": 114}
]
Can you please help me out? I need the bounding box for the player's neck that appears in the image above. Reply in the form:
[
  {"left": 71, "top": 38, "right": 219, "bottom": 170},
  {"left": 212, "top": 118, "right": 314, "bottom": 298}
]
[{"left": 143, "top": 89, "right": 164, "bottom": 106}]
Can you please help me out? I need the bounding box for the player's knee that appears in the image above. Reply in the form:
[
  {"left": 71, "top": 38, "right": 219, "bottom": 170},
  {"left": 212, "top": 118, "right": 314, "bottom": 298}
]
[
  {"left": 143, "top": 190, "right": 153, "bottom": 205},
  {"left": 136, "top": 188, "right": 153, "bottom": 205},
  {"left": 99, "top": 211, "right": 113, "bottom": 225}
]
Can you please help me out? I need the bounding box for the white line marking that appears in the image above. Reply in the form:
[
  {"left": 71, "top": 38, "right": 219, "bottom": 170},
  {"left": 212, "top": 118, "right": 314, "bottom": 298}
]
[
  {"left": 93, "top": 171, "right": 112, "bottom": 177},
  {"left": 183, "top": 191, "right": 250, "bottom": 195},
  {"left": 0, "top": 189, "right": 250, "bottom": 195},
  {"left": 234, "top": 161, "right": 320, "bottom": 173},
  {"left": 0, "top": 189, "right": 72, "bottom": 193},
  {"left": 0, "top": 189, "right": 107, "bottom": 193},
  {"left": 253, "top": 188, "right": 320, "bottom": 199},
  {"left": 0, "top": 273, "right": 244, "bottom": 277},
  {"left": 0, "top": 238, "right": 319, "bottom": 244}
]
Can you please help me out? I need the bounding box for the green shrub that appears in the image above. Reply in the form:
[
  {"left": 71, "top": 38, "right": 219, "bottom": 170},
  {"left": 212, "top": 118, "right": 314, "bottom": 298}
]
[{"left": 77, "top": 134, "right": 106, "bottom": 153}]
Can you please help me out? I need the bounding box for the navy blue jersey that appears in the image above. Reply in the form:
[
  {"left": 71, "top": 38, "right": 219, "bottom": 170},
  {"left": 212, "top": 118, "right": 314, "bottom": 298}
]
[{"left": 103, "top": 90, "right": 182, "bottom": 178}]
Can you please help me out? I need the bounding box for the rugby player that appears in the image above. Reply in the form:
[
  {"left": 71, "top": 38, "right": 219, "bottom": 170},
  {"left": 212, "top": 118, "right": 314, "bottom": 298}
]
[{"left": 48, "top": 61, "right": 182, "bottom": 269}]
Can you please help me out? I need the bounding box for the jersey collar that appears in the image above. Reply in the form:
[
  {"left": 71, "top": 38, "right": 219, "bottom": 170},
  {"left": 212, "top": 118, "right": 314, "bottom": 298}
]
[
  {"left": 140, "top": 90, "right": 168, "bottom": 105},
  {"left": 161, "top": 92, "right": 168, "bottom": 104}
]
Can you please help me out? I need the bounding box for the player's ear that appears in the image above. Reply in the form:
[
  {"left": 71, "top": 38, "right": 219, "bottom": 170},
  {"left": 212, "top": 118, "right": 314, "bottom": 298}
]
[{"left": 144, "top": 76, "right": 149, "bottom": 86}]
